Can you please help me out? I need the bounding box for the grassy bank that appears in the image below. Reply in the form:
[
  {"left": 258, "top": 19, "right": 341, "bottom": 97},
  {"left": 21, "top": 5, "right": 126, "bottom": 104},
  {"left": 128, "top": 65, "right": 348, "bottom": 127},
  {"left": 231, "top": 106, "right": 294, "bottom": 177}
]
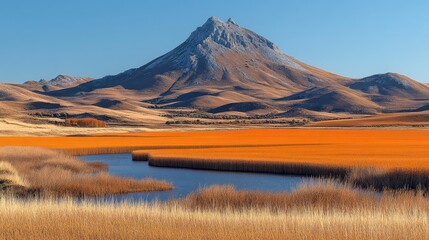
[
  {"left": 0, "top": 147, "right": 172, "bottom": 196},
  {"left": 1, "top": 184, "right": 429, "bottom": 240},
  {"left": 179, "top": 183, "right": 429, "bottom": 212}
]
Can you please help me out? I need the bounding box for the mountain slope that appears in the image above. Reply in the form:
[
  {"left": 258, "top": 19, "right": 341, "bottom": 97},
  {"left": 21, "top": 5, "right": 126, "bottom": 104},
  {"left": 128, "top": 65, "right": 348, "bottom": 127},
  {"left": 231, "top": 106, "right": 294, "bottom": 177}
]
[{"left": 279, "top": 86, "right": 382, "bottom": 114}]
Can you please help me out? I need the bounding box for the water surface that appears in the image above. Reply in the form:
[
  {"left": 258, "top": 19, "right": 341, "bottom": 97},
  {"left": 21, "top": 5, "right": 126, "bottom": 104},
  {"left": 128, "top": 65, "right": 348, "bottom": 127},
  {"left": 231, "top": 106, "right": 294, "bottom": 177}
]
[{"left": 82, "top": 154, "right": 308, "bottom": 202}]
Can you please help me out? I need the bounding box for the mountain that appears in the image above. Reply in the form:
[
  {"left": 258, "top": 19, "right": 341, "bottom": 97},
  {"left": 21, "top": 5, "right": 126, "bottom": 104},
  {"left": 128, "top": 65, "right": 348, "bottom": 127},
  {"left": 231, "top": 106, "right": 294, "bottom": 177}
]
[
  {"left": 23, "top": 75, "right": 94, "bottom": 92},
  {"left": 46, "top": 17, "right": 429, "bottom": 116},
  {"left": 2, "top": 17, "right": 429, "bottom": 127},
  {"left": 48, "top": 17, "right": 350, "bottom": 110}
]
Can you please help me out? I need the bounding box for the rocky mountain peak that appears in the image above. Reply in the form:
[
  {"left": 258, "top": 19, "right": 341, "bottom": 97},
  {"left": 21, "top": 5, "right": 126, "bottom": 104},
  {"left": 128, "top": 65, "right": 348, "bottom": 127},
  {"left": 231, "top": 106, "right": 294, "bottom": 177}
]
[
  {"left": 227, "top": 18, "right": 238, "bottom": 25},
  {"left": 144, "top": 17, "right": 305, "bottom": 73},
  {"left": 189, "top": 16, "right": 274, "bottom": 51},
  {"left": 42, "top": 75, "right": 93, "bottom": 88}
]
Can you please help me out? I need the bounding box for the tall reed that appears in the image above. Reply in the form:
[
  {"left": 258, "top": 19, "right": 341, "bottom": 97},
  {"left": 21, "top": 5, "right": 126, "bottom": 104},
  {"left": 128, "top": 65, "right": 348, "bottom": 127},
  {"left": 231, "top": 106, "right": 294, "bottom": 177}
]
[
  {"left": 0, "top": 147, "right": 173, "bottom": 196},
  {"left": 147, "top": 155, "right": 350, "bottom": 178},
  {"left": 0, "top": 161, "right": 27, "bottom": 191},
  {"left": 1, "top": 183, "right": 429, "bottom": 240}
]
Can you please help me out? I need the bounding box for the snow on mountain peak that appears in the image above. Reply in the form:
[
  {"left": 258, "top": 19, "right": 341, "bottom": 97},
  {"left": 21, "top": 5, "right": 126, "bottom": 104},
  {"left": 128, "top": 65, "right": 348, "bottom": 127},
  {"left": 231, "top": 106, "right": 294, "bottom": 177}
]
[
  {"left": 145, "top": 17, "right": 305, "bottom": 73},
  {"left": 42, "top": 75, "right": 92, "bottom": 88}
]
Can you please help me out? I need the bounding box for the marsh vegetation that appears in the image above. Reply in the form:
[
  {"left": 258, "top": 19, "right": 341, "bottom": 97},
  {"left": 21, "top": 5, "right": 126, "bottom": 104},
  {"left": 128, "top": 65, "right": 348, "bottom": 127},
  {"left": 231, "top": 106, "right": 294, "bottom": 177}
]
[
  {"left": 0, "top": 147, "right": 172, "bottom": 196},
  {"left": 2, "top": 129, "right": 429, "bottom": 239},
  {"left": 1, "top": 183, "right": 429, "bottom": 239}
]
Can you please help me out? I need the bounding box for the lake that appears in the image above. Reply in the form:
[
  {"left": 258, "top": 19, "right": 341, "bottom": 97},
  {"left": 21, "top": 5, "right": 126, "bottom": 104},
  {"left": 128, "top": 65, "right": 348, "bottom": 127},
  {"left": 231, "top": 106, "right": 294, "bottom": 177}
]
[{"left": 82, "top": 154, "right": 309, "bottom": 202}]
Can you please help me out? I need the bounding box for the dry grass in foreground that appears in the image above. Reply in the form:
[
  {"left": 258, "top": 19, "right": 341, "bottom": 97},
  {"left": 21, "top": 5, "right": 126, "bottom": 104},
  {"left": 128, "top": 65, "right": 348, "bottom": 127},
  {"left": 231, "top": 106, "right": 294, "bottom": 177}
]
[
  {"left": 1, "top": 183, "right": 429, "bottom": 240},
  {"left": 179, "top": 183, "right": 429, "bottom": 212},
  {"left": 0, "top": 162, "right": 27, "bottom": 191},
  {"left": 0, "top": 147, "right": 172, "bottom": 196}
]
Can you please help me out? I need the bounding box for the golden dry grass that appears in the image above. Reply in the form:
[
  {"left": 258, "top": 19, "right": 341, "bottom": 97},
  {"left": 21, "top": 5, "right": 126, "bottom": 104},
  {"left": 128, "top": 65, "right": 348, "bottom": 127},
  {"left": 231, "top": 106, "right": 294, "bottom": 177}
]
[
  {"left": 0, "top": 161, "right": 27, "bottom": 190},
  {"left": 1, "top": 183, "right": 429, "bottom": 240},
  {"left": 0, "top": 147, "right": 172, "bottom": 196},
  {"left": 179, "top": 183, "right": 429, "bottom": 212}
]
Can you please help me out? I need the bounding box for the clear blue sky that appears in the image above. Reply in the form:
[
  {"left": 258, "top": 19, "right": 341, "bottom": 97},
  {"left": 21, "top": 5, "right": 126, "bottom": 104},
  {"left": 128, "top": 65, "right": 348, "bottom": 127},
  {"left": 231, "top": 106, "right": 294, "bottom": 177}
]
[{"left": 1, "top": 0, "right": 428, "bottom": 83}]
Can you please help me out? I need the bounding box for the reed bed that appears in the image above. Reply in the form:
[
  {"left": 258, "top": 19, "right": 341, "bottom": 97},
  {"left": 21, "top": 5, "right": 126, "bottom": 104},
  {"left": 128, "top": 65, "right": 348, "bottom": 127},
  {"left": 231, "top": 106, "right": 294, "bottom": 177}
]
[
  {"left": 349, "top": 168, "right": 429, "bottom": 191},
  {"left": 68, "top": 144, "right": 290, "bottom": 156},
  {"left": 66, "top": 146, "right": 144, "bottom": 156},
  {"left": 179, "top": 183, "right": 429, "bottom": 212},
  {"left": 137, "top": 153, "right": 429, "bottom": 191},
  {"left": 4, "top": 128, "right": 429, "bottom": 170},
  {"left": 0, "top": 147, "right": 172, "bottom": 196},
  {"left": 146, "top": 155, "right": 350, "bottom": 178},
  {"left": 1, "top": 183, "right": 429, "bottom": 240}
]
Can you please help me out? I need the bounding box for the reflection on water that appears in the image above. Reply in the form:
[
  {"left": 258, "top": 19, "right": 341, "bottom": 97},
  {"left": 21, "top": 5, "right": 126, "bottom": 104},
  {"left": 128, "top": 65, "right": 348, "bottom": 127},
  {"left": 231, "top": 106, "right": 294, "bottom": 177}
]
[{"left": 82, "top": 154, "right": 308, "bottom": 202}]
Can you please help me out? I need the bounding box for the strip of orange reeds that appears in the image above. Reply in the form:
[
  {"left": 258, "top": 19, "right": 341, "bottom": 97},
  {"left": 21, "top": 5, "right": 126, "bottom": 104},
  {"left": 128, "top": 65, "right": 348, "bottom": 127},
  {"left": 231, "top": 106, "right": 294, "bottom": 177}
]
[{"left": 65, "top": 144, "right": 293, "bottom": 156}]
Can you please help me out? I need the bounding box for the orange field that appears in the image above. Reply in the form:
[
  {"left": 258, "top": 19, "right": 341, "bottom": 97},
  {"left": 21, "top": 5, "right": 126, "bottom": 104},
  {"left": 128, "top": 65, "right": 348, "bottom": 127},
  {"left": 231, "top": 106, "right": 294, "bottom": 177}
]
[{"left": 1, "top": 129, "right": 429, "bottom": 170}]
